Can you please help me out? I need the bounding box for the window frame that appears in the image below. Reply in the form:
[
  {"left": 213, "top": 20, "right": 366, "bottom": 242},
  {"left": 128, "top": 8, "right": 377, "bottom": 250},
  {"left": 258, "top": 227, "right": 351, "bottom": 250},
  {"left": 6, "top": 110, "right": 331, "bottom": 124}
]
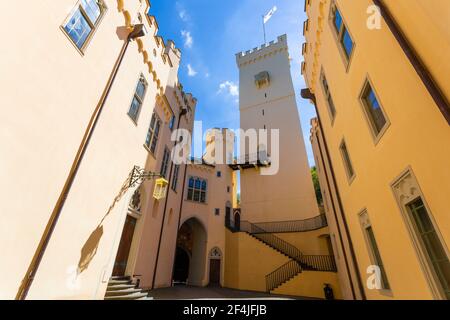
[
  {"left": 359, "top": 77, "right": 390, "bottom": 144},
  {"left": 160, "top": 147, "right": 171, "bottom": 179},
  {"left": 145, "top": 111, "right": 162, "bottom": 156},
  {"left": 329, "top": 1, "right": 356, "bottom": 71},
  {"left": 128, "top": 74, "right": 148, "bottom": 125},
  {"left": 187, "top": 176, "right": 208, "bottom": 204},
  {"left": 358, "top": 209, "right": 392, "bottom": 293},
  {"left": 171, "top": 165, "right": 180, "bottom": 192},
  {"left": 61, "top": 0, "right": 107, "bottom": 55},
  {"left": 320, "top": 68, "right": 337, "bottom": 125},
  {"left": 406, "top": 198, "right": 450, "bottom": 299},
  {"left": 169, "top": 115, "right": 176, "bottom": 131},
  {"left": 391, "top": 168, "right": 450, "bottom": 300},
  {"left": 339, "top": 139, "right": 356, "bottom": 184}
]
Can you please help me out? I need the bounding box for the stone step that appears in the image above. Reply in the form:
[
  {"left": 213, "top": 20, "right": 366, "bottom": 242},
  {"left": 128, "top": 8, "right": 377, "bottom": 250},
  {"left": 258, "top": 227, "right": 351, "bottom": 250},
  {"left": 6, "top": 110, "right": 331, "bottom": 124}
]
[
  {"left": 108, "top": 279, "right": 131, "bottom": 285},
  {"left": 137, "top": 296, "right": 154, "bottom": 300},
  {"left": 104, "top": 292, "right": 149, "bottom": 300},
  {"left": 105, "top": 288, "right": 142, "bottom": 297},
  {"left": 107, "top": 284, "right": 136, "bottom": 291},
  {"left": 110, "top": 276, "right": 131, "bottom": 281}
]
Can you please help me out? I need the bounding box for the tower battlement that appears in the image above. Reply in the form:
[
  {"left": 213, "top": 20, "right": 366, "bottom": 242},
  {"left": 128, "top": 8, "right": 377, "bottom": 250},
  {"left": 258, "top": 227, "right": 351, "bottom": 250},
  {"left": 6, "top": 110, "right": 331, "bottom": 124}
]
[{"left": 235, "top": 34, "right": 288, "bottom": 67}]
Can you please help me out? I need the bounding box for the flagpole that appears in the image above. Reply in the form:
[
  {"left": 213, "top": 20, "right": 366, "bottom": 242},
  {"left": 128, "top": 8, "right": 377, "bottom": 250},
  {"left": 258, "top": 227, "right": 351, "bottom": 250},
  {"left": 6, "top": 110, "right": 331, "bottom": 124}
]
[{"left": 262, "top": 15, "right": 266, "bottom": 44}]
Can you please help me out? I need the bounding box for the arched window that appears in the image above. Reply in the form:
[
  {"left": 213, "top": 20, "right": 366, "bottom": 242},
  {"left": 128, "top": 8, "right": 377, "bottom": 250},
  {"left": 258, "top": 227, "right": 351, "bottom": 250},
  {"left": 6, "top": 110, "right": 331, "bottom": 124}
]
[{"left": 187, "top": 176, "right": 207, "bottom": 203}]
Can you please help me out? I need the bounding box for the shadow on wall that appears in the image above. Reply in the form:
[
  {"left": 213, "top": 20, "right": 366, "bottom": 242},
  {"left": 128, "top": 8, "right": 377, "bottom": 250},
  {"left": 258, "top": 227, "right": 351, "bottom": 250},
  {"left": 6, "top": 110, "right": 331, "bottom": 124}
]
[
  {"left": 76, "top": 167, "right": 136, "bottom": 274},
  {"left": 77, "top": 225, "right": 104, "bottom": 274}
]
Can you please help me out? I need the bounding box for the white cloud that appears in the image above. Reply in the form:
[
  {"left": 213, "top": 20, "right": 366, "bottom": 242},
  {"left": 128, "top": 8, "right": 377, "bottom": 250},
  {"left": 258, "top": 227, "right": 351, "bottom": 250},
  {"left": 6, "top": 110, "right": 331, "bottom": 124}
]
[
  {"left": 205, "top": 72, "right": 210, "bottom": 78},
  {"left": 218, "top": 81, "right": 239, "bottom": 97},
  {"left": 176, "top": 2, "right": 189, "bottom": 22},
  {"left": 179, "top": 9, "right": 187, "bottom": 21},
  {"left": 181, "top": 30, "right": 193, "bottom": 49},
  {"left": 187, "top": 64, "right": 197, "bottom": 77}
]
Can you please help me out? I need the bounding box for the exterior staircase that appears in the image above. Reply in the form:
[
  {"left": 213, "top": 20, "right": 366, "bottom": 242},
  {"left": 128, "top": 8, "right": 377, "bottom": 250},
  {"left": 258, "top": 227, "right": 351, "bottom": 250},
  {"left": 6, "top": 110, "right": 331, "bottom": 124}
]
[
  {"left": 226, "top": 214, "right": 337, "bottom": 293},
  {"left": 104, "top": 276, "right": 153, "bottom": 300}
]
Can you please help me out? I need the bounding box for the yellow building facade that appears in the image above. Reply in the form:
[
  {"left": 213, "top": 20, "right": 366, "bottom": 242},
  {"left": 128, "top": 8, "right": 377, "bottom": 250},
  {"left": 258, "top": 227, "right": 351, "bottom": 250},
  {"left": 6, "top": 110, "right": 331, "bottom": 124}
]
[{"left": 302, "top": 0, "right": 450, "bottom": 299}]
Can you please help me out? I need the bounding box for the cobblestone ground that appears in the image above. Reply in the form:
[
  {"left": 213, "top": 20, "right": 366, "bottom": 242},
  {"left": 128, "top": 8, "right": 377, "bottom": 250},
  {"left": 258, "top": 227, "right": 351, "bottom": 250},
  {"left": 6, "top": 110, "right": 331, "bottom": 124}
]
[{"left": 147, "top": 285, "right": 317, "bottom": 300}]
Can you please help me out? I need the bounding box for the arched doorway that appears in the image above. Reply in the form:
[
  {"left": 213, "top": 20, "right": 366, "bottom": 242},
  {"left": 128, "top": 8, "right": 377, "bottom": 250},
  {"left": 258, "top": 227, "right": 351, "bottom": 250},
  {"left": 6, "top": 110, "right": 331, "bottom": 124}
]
[
  {"left": 172, "top": 217, "right": 207, "bottom": 286},
  {"left": 234, "top": 208, "right": 241, "bottom": 231},
  {"left": 225, "top": 202, "right": 232, "bottom": 228}
]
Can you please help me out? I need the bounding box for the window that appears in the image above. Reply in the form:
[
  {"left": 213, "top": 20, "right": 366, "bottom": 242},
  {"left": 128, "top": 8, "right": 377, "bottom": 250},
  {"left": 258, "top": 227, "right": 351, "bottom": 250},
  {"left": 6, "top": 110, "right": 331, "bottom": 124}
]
[
  {"left": 187, "top": 177, "right": 207, "bottom": 203},
  {"left": 320, "top": 69, "right": 337, "bottom": 123},
  {"left": 227, "top": 186, "right": 230, "bottom": 193},
  {"left": 341, "top": 27, "right": 354, "bottom": 58},
  {"left": 171, "top": 165, "right": 180, "bottom": 192},
  {"left": 359, "top": 210, "right": 390, "bottom": 290},
  {"left": 128, "top": 75, "right": 147, "bottom": 123},
  {"left": 169, "top": 115, "right": 176, "bottom": 131},
  {"left": 330, "top": 2, "right": 354, "bottom": 65},
  {"left": 407, "top": 198, "right": 450, "bottom": 299},
  {"left": 63, "top": 0, "right": 106, "bottom": 51},
  {"left": 217, "top": 171, "right": 222, "bottom": 178},
  {"left": 392, "top": 170, "right": 450, "bottom": 299},
  {"left": 360, "top": 79, "right": 389, "bottom": 140},
  {"left": 215, "top": 208, "right": 220, "bottom": 216},
  {"left": 333, "top": 6, "right": 343, "bottom": 32},
  {"left": 339, "top": 140, "right": 355, "bottom": 181},
  {"left": 145, "top": 112, "right": 161, "bottom": 154},
  {"left": 160, "top": 147, "right": 171, "bottom": 179}
]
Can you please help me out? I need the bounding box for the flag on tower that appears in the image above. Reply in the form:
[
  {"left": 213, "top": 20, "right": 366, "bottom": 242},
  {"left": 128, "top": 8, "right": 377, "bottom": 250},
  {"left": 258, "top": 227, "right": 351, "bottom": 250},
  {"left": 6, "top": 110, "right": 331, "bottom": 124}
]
[{"left": 263, "top": 6, "right": 277, "bottom": 24}]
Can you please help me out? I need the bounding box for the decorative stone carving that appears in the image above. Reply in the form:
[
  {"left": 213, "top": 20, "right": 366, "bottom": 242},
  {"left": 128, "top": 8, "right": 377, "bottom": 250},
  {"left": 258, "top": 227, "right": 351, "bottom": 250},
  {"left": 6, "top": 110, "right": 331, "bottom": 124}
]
[
  {"left": 129, "top": 188, "right": 141, "bottom": 213},
  {"left": 209, "top": 247, "right": 222, "bottom": 259},
  {"left": 358, "top": 209, "right": 371, "bottom": 229},
  {"left": 392, "top": 171, "right": 420, "bottom": 206}
]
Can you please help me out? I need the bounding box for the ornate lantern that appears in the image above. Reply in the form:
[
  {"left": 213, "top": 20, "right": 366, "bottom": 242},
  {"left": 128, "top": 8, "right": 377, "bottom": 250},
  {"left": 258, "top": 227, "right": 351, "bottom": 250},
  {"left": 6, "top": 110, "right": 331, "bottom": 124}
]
[{"left": 153, "top": 178, "right": 169, "bottom": 200}]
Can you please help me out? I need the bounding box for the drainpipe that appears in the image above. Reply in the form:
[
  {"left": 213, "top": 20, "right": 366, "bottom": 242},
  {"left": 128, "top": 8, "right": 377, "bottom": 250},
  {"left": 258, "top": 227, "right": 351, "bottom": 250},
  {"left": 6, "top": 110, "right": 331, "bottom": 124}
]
[
  {"left": 151, "top": 108, "right": 188, "bottom": 289},
  {"left": 373, "top": 0, "right": 450, "bottom": 125},
  {"left": 301, "top": 88, "right": 366, "bottom": 300},
  {"left": 16, "top": 24, "right": 147, "bottom": 300}
]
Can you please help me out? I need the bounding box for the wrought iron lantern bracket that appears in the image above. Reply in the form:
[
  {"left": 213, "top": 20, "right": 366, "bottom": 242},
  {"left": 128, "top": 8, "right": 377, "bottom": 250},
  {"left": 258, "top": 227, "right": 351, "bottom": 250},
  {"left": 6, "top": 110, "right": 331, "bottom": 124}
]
[{"left": 129, "top": 166, "right": 162, "bottom": 188}]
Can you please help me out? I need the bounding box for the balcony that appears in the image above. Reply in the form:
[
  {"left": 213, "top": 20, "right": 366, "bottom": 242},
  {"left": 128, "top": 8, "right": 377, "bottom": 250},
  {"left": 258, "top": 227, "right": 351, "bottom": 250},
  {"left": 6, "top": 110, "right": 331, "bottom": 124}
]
[{"left": 228, "top": 151, "right": 271, "bottom": 171}]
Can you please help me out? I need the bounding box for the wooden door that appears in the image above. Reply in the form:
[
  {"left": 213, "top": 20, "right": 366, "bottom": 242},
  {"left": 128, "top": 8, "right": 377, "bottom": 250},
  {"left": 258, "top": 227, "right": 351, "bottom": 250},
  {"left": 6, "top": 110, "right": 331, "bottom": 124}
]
[
  {"left": 225, "top": 206, "right": 231, "bottom": 227},
  {"left": 234, "top": 212, "right": 241, "bottom": 231},
  {"left": 112, "top": 215, "right": 137, "bottom": 276},
  {"left": 209, "top": 259, "right": 221, "bottom": 286}
]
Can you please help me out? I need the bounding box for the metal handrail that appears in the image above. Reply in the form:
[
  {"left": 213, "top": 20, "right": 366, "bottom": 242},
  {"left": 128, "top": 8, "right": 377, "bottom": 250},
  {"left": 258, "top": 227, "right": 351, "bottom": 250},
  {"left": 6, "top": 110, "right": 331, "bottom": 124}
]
[
  {"left": 300, "top": 255, "right": 337, "bottom": 272},
  {"left": 240, "top": 220, "right": 304, "bottom": 262},
  {"left": 225, "top": 216, "right": 337, "bottom": 292},
  {"left": 251, "top": 214, "right": 328, "bottom": 233},
  {"left": 265, "top": 255, "right": 337, "bottom": 292},
  {"left": 265, "top": 260, "right": 303, "bottom": 292}
]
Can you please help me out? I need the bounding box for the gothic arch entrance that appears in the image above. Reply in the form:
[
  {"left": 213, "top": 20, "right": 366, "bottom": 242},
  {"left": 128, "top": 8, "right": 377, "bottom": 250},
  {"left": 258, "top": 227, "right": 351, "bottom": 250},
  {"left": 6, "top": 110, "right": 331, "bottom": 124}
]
[
  {"left": 234, "top": 208, "right": 241, "bottom": 231},
  {"left": 172, "top": 217, "right": 207, "bottom": 286}
]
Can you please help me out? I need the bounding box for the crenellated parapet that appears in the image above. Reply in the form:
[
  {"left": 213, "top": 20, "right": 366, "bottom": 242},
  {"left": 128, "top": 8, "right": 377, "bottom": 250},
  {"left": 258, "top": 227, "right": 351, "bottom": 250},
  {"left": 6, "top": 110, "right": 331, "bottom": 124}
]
[
  {"left": 114, "top": 1, "right": 197, "bottom": 123},
  {"left": 235, "top": 34, "right": 289, "bottom": 68},
  {"left": 114, "top": 0, "right": 188, "bottom": 99}
]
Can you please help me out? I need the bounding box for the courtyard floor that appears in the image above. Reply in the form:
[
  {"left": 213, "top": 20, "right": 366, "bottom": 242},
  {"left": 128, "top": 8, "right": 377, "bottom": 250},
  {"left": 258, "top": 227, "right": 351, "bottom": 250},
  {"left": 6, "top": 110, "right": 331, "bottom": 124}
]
[{"left": 147, "top": 285, "right": 318, "bottom": 300}]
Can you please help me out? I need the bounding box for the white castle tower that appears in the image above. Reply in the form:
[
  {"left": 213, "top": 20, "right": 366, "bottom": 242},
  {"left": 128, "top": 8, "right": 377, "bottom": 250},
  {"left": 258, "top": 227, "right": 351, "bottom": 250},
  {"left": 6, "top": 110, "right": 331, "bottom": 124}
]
[{"left": 236, "top": 34, "right": 319, "bottom": 223}]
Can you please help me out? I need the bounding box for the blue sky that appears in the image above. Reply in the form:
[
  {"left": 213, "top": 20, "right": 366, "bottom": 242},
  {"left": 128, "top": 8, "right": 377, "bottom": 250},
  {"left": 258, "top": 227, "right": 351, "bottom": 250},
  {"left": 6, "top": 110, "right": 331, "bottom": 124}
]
[{"left": 149, "top": 0, "right": 317, "bottom": 166}]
